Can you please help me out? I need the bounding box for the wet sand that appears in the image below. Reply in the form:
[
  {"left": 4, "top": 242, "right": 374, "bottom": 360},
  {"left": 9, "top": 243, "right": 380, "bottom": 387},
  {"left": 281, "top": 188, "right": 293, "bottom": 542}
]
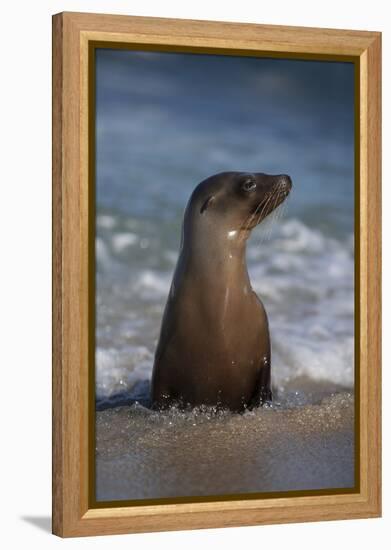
[{"left": 95, "top": 392, "right": 354, "bottom": 502}]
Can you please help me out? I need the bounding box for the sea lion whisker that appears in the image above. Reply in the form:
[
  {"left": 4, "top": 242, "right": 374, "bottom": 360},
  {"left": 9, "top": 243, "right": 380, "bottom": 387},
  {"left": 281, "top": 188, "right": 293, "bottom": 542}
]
[
  {"left": 255, "top": 190, "right": 278, "bottom": 244},
  {"left": 256, "top": 191, "right": 275, "bottom": 224},
  {"left": 246, "top": 200, "right": 264, "bottom": 228},
  {"left": 266, "top": 188, "right": 282, "bottom": 240},
  {"left": 275, "top": 184, "right": 290, "bottom": 225},
  {"left": 258, "top": 184, "right": 284, "bottom": 244},
  {"left": 275, "top": 197, "right": 287, "bottom": 224},
  {"left": 240, "top": 198, "right": 267, "bottom": 242}
]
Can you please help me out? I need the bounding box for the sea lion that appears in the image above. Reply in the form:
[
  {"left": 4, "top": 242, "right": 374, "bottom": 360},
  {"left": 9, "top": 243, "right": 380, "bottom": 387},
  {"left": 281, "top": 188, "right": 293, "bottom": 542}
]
[{"left": 151, "top": 171, "right": 292, "bottom": 411}]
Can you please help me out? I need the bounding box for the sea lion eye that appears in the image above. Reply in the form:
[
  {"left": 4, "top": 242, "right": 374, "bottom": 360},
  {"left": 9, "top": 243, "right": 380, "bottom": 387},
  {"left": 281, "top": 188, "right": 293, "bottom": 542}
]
[{"left": 241, "top": 179, "right": 256, "bottom": 192}]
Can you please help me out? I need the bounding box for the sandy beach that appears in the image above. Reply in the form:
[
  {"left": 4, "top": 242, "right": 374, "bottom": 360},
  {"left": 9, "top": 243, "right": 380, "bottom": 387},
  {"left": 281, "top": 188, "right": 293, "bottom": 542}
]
[{"left": 96, "top": 390, "right": 354, "bottom": 501}]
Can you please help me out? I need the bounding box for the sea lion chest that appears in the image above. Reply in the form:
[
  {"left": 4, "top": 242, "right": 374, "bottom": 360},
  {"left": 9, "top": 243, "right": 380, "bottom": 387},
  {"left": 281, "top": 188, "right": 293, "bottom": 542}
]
[{"left": 152, "top": 268, "right": 270, "bottom": 409}]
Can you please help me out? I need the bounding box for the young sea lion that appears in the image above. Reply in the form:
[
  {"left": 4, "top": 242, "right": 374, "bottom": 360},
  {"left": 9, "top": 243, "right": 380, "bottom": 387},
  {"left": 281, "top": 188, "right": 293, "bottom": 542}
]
[{"left": 151, "top": 171, "right": 292, "bottom": 411}]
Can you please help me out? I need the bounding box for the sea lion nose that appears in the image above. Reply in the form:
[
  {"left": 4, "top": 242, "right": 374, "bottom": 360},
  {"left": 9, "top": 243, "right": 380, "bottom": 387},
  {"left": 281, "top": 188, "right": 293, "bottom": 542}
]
[{"left": 277, "top": 174, "right": 292, "bottom": 192}]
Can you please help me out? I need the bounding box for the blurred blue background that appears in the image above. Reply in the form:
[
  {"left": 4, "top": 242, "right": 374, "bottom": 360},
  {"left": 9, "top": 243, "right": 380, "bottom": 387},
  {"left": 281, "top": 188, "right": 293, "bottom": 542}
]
[{"left": 96, "top": 50, "right": 354, "bottom": 239}]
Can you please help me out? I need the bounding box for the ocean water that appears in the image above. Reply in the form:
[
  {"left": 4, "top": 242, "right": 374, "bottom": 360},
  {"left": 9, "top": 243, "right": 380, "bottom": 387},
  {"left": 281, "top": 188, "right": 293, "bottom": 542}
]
[{"left": 94, "top": 49, "right": 355, "bottom": 500}]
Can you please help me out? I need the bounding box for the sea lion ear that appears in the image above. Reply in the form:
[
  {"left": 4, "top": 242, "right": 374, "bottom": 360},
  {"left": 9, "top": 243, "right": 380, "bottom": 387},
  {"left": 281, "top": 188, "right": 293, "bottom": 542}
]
[{"left": 200, "top": 195, "right": 215, "bottom": 214}]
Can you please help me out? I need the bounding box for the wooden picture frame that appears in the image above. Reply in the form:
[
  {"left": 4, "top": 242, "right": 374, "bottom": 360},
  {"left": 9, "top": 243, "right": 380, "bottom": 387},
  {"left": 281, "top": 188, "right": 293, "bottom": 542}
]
[{"left": 52, "top": 11, "right": 381, "bottom": 537}]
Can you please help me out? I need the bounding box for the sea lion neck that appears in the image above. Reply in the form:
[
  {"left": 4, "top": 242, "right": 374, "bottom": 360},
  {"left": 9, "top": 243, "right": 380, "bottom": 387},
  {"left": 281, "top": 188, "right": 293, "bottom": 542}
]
[{"left": 179, "top": 223, "right": 250, "bottom": 280}]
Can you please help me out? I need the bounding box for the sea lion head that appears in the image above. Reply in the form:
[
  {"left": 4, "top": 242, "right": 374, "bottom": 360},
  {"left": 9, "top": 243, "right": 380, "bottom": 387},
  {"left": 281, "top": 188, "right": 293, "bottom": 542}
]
[{"left": 189, "top": 171, "right": 292, "bottom": 236}]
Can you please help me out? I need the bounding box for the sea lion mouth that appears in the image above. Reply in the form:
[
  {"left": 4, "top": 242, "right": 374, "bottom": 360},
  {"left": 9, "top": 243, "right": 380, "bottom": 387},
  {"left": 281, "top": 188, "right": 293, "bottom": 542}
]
[{"left": 241, "top": 185, "right": 291, "bottom": 232}]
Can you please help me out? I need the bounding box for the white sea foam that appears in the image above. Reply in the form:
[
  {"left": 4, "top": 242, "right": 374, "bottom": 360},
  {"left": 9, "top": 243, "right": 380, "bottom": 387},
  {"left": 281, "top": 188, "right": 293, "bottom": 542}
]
[
  {"left": 135, "top": 270, "right": 171, "bottom": 297},
  {"left": 96, "top": 238, "right": 111, "bottom": 266},
  {"left": 112, "top": 232, "right": 138, "bottom": 252},
  {"left": 96, "top": 346, "right": 153, "bottom": 399},
  {"left": 247, "top": 219, "right": 354, "bottom": 388},
  {"left": 97, "top": 214, "right": 116, "bottom": 229}
]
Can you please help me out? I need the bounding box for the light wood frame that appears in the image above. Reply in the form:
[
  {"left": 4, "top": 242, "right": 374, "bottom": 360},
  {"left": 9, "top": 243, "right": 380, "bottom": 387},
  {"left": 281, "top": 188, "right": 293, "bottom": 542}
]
[{"left": 52, "top": 11, "right": 381, "bottom": 537}]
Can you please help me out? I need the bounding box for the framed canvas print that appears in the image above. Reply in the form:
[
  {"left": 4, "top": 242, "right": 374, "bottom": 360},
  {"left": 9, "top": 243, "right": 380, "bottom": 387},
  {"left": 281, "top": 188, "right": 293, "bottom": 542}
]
[{"left": 52, "top": 12, "right": 381, "bottom": 537}]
